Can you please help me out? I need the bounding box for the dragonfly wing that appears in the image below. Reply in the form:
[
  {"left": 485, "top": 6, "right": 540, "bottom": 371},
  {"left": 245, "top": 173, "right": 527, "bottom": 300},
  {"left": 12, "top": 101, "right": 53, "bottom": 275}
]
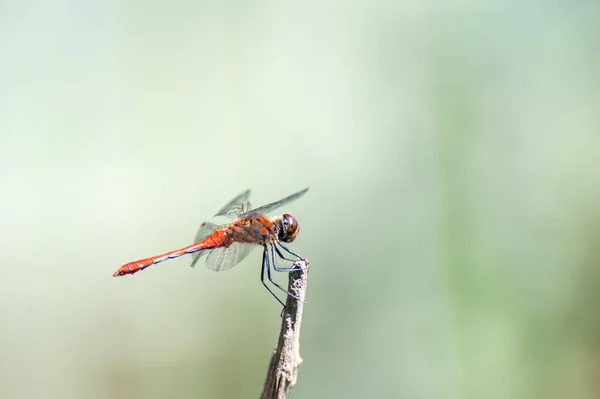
[
  {"left": 190, "top": 222, "right": 219, "bottom": 268},
  {"left": 205, "top": 242, "right": 255, "bottom": 272},
  {"left": 214, "top": 189, "right": 251, "bottom": 218},
  {"left": 251, "top": 188, "right": 309, "bottom": 215}
]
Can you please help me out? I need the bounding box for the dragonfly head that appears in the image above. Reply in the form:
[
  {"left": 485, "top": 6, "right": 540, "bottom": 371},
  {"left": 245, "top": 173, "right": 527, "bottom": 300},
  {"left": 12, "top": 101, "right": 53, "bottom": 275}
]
[{"left": 276, "top": 214, "right": 300, "bottom": 243}]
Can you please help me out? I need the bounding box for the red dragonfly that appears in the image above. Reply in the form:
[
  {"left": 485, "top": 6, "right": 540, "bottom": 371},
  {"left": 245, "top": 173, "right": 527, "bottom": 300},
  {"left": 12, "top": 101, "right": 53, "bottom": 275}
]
[{"left": 113, "top": 188, "right": 309, "bottom": 306}]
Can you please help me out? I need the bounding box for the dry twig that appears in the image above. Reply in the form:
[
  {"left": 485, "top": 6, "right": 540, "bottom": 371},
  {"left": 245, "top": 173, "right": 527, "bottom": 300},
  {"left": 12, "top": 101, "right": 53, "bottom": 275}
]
[{"left": 260, "top": 262, "right": 309, "bottom": 399}]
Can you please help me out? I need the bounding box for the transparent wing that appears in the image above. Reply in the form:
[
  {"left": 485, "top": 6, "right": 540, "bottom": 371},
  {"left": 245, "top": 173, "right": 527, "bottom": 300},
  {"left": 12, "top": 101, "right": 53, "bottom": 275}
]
[
  {"left": 214, "top": 189, "right": 251, "bottom": 218},
  {"left": 205, "top": 242, "right": 255, "bottom": 272},
  {"left": 190, "top": 222, "right": 219, "bottom": 268},
  {"left": 251, "top": 188, "right": 309, "bottom": 215}
]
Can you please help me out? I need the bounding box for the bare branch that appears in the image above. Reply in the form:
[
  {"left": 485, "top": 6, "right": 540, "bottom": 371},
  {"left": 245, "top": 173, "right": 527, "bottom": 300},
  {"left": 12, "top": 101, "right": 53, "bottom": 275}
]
[{"left": 261, "top": 262, "right": 309, "bottom": 399}]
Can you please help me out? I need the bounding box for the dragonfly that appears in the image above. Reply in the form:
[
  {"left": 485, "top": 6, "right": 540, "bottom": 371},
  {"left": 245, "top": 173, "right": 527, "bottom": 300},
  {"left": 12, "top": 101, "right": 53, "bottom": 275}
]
[{"left": 113, "top": 188, "right": 309, "bottom": 306}]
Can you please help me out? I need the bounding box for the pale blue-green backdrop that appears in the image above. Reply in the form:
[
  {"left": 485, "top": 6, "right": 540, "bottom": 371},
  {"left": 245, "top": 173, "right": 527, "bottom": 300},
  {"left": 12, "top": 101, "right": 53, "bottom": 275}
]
[{"left": 1, "top": 1, "right": 599, "bottom": 398}]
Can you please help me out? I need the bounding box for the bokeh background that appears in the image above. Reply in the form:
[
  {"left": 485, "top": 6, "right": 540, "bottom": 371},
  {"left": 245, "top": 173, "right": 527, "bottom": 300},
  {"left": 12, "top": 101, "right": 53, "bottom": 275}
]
[{"left": 2, "top": 1, "right": 599, "bottom": 398}]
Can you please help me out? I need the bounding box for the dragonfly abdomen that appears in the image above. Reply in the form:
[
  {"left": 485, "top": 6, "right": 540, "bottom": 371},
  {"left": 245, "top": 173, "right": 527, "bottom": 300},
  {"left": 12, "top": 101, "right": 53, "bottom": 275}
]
[{"left": 113, "top": 229, "right": 230, "bottom": 277}]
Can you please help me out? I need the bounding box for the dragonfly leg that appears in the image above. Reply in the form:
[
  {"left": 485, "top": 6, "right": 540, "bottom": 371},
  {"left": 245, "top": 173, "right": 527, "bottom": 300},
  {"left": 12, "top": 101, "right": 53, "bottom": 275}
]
[
  {"left": 277, "top": 242, "right": 303, "bottom": 259},
  {"left": 269, "top": 245, "right": 305, "bottom": 303},
  {"left": 261, "top": 245, "right": 286, "bottom": 308},
  {"left": 273, "top": 243, "right": 309, "bottom": 272},
  {"left": 273, "top": 244, "right": 295, "bottom": 262}
]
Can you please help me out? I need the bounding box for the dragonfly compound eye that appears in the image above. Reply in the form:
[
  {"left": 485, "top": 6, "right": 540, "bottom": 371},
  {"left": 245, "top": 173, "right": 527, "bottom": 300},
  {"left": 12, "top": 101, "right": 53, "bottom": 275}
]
[{"left": 279, "top": 214, "right": 299, "bottom": 243}]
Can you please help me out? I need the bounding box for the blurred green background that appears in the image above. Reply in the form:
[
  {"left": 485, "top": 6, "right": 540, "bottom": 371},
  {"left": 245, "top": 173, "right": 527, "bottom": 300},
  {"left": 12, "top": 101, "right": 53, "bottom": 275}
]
[{"left": 2, "top": 1, "right": 600, "bottom": 398}]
